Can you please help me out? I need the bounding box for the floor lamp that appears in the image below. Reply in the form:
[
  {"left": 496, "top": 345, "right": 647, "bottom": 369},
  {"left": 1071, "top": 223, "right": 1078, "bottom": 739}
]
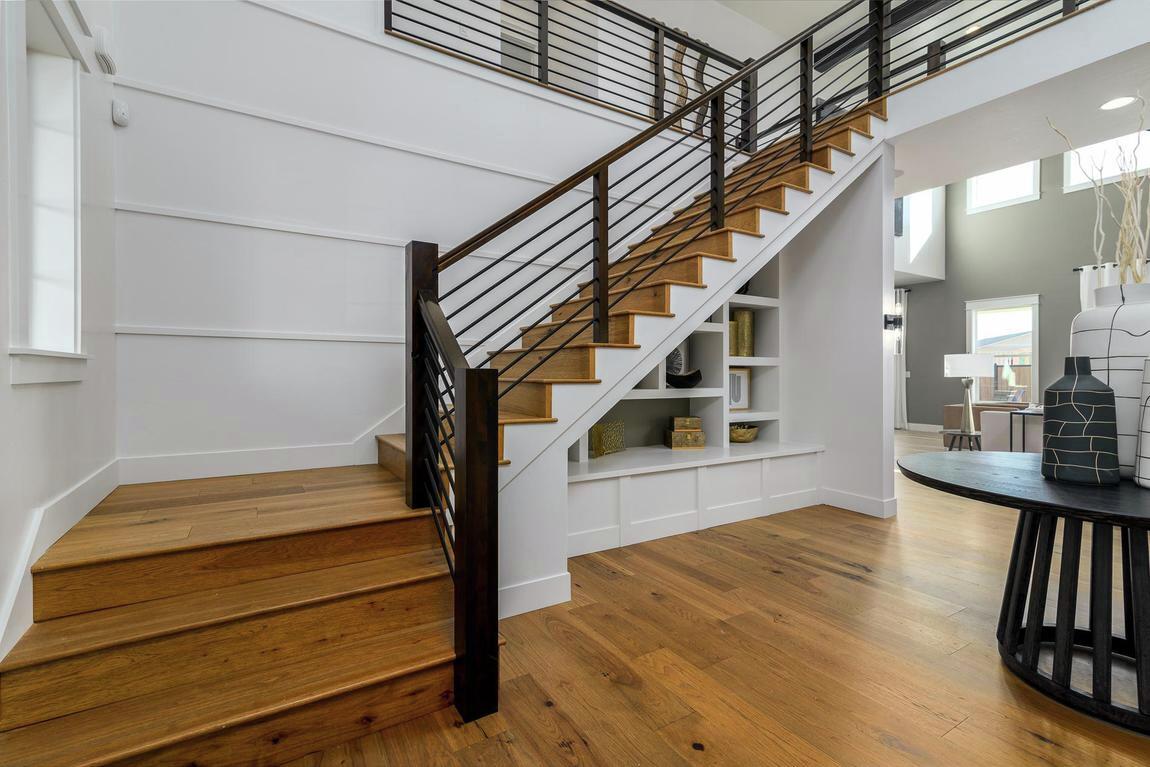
[{"left": 944, "top": 353, "right": 996, "bottom": 434}]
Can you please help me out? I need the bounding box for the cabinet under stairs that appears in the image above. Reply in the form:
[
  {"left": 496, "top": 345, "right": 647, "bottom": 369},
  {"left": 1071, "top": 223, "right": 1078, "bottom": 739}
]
[{"left": 0, "top": 465, "right": 457, "bottom": 767}]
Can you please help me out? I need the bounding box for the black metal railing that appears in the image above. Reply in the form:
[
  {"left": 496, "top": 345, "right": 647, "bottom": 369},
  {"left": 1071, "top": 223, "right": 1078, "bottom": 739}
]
[
  {"left": 405, "top": 0, "right": 1099, "bottom": 721},
  {"left": 385, "top": 0, "right": 756, "bottom": 145},
  {"left": 406, "top": 241, "right": 499, "bottom": 722}
]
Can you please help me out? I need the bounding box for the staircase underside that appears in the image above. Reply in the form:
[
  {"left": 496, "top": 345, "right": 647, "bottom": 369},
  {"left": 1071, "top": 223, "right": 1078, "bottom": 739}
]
[
  {"left": 485, "top": 100, "right": 888, "bottom": 482},
  {"left": 0, "top": 465, "right": 458, "bottom": 767}
]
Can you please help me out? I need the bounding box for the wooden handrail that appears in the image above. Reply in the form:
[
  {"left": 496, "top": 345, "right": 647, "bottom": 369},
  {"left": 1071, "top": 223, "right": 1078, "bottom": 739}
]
[{"left": 437, "top": 0, "right": 867, "bottom": 270}]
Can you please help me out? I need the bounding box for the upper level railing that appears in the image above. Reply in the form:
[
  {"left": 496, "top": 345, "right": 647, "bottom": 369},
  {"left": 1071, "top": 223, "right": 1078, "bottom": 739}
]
[
  {"left": 385, "top": 0, "right": 755, "bottom": 132},
  {"left": 405, "top": 0, "right": 1100, "bottom": 722}
]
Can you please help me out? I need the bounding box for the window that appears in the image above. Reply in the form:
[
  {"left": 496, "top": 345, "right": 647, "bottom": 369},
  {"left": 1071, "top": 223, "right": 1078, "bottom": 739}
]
[
  {"left": 965, "top": 161, "right": 1040, "bottom": 214},
  {"left": 17, "top": 1, "right": 82, "bottom": 355},
  {"left": 966, "top": 295, "right": 1040, "bottom": 404},
  {"left": 1064, "top": 131, "right": 1150, "bottom": 193},
  {"left": 905, "top": 188, "right": 933, "bottom": 263}
]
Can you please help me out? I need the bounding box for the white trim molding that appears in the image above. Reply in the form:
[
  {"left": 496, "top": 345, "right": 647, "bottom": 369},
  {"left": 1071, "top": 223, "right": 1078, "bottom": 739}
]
[{"left": 10, "top": 349, "right": 88, "bottom": 384}]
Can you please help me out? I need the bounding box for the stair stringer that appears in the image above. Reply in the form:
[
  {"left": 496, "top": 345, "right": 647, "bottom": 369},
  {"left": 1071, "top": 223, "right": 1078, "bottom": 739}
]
[{"left": 491, "top": 129, "right": 889, "bottom": 618}]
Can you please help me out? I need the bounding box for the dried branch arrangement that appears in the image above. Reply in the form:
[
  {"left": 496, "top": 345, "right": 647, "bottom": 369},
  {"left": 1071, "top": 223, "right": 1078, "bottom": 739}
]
[{"left": 1049, "top": 97, "right": 1149, "bottom": 284}]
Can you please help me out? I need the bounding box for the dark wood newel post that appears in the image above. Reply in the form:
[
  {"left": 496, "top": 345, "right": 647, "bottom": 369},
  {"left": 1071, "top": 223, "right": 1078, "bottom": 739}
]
[
  {"left": 739, "top": 59, "right": 757, "bottom": 153},
  {"left": 868, "top": 0, "right": 889, "bottom": 101},
  {"left": 798, "top": 37, "right": 813, "bottom": 164},
  {"left": 538, "top": 0, "right": 550, "bottom": 84},
  {"left": 383, "top": 0, "right": 392, "bottom": 31},
  {"left": 405, "top": 240, "right": 438, "bottom": 509},
  {"left": 708, "top": 96, "right": 725, "bottom": 230},
  {"left": 453, "top": 364, "right": 500, "bottom": 721},
  {"left": 592, "top": 166, "right": 610, "bottom": 343},
  {"left": 926, "top": 40, "right": 944, "bottom": 75}
]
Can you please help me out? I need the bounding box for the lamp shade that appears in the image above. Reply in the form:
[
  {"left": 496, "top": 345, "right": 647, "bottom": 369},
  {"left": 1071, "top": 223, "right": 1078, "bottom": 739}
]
[{"left": 943, "top": 353, "right": 995, "bottom": 378}]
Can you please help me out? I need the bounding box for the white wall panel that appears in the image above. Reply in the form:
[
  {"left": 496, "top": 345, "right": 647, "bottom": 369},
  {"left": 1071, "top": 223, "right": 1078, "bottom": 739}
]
[
  {"left": 116, "top": 212, "right": 398, "bottom": 336},
  {"left": 117, "top": 334, "right": 402, "bottom": 457}
]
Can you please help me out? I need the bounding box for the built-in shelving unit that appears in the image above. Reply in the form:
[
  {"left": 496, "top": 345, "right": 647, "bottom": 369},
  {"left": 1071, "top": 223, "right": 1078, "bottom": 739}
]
[{"left": 566, "top": 256, "right": 823, "bottom": 557}]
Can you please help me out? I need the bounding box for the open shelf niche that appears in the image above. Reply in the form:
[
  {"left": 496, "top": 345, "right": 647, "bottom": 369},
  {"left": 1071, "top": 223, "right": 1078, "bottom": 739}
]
[{"left": 566, "top": 256, "right": 823, "bottom": 557}]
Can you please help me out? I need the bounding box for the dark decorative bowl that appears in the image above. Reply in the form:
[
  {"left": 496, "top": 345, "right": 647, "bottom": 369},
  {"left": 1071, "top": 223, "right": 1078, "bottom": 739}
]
[{"left": 666, "top": 369, "right": 702, "bottom": 389}]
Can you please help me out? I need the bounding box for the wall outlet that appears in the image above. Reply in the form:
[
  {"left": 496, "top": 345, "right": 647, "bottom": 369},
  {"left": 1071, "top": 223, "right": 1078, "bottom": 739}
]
[{"left": 112, "top": 99, "right": 130, "bottom": 127}]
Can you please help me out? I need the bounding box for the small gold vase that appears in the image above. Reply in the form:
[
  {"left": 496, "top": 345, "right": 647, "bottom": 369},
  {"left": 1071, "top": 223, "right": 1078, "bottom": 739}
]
[{"left": 733, "top": 309, "right": 754, "bottom": 357}]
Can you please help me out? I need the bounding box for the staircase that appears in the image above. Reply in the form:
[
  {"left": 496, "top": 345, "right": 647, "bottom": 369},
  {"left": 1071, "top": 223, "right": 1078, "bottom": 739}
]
[
  {"left": 0, "top": 1, "right": 1104, "bottom": 764},
  {"left": 0, "top": 465, "right": 457, "bottom": 766}
]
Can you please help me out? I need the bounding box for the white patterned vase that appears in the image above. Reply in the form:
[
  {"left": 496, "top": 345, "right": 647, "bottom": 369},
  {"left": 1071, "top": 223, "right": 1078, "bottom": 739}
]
[
  {"left": 1070, "top": 282, "right": 1150, "bottom": 478},
  {"left": 1136, "top": 359, "right": 1150, "bottom": 488}
]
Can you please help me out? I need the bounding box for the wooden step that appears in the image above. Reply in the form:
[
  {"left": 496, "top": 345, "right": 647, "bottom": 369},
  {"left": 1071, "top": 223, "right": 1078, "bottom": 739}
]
[
  {"left": 627, "top": 216, "right": 760, "bottom": 257},
  {"left": 378, "top": 432, "right": 511, "bottom": 472},
  {"left": 549, "top": 283, "right": 673, "bottom": 323},
  {"left": 31, "top": 467, "right": 437, "bottom": 620},
  {"left": 578, "top": 253, "right": 729, "bottom": 299},
  {"left": 727, "top": 159, "right": 814, "bottom": 191},
  {"left": 625, "top": 227, "right": 756, "bottom": 261},
  {"left": 522, "top": 310, "right": 638, "bottom": 346},
  {"left": 489, "top": 344, "right": 600, "bottom": 380},
  {"left": 673, "top": 184, "right": 795, "bottom": 221},
  {"left": 0, "top": 620, "right": 456, "bottom": 767},
  {"left": 499, "top": 380, "right": 552, "bottom": 418},
  {"left": 0, "top": 554, "right": 452, "bottom": 731},
  {"left": 377, "top": 433, "right": 405, "bottom": 481},
  {"left": 647, "top": 206, "right": 761, "bottom": 241}
]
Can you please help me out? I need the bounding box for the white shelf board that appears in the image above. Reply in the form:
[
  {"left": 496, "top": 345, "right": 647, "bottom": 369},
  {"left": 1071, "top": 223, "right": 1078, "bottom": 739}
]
[
  {"left": 568, "top": 441, "right": 823, "bottom": 483},
  {"left": 729, "top": 410, "right": 780, "bottom": 422},
  {"left": 693, "top": 322, "right": 724, "bottom": 334},
  {"left": 729, "top": 356, "right": 780, "bottom": 367},
  {"left": 623, "top": 387, "right": 725, "bottom": 400},
  {"left": 728, "top": 295, "right": 779, "bottom": 309}
]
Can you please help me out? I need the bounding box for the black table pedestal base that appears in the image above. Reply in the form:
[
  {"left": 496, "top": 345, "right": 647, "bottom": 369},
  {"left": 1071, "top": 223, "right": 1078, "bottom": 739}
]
[{"left": 997, "top": 509, "right": 1150, "bottom": 736}]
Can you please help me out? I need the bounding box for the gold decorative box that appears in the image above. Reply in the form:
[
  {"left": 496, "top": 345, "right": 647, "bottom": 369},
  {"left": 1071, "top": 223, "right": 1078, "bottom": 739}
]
[
  {"left": 665, "top": 428, "right": 705, "bottom": 450},
  {"left": 670, "top": 416, "right": 702, "bottom": 431},
  {"left": 589, "top": 420, "right": 625, "bottom": 458}
]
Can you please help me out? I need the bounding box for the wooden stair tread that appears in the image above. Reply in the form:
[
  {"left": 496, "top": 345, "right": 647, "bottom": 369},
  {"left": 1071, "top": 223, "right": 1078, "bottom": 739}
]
[
  {"left": 548, "top": 281, "right": 703, "bottom": 310},
  {"left": 498, "top": 377, "right": 603, "bottom": 384},
  {"left": 525, "top": 309, "right": 673, "bottom": 331},
  {"left": 498, "top": 414, "right": 558, "bottom": 425},
  {"left": 1, "top": 549, "right": 448, "bottom": 672},
  {"left": 34, "top": 467, "right": 427, "bottom": 572},
  {"left": 626, "top": 225, "right": 761, "bottom": 252},
  {"left": 0, "top": 620, "right": 456, "bottom": 766},
  {"left": 376, "top": 433, "right": 511, "bottom": 467}
]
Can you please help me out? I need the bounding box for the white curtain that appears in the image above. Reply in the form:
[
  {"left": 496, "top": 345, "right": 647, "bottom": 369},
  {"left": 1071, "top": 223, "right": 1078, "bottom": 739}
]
[
  {"left": 894, "top": 288, "right": 909, "bottom": 430},
  {"left": 1079, "top": 263, "right": 1119, "bottom": 311}
]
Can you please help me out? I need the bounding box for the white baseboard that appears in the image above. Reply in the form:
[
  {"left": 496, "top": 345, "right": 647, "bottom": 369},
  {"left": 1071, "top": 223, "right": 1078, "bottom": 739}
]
[
  {"left": 568, "top": 525, "right": 620, "bottom": 557},
  {"left": 498, "top": 571, "right": 571, "bottom": 619},
  {"left": 120, "top": 404, "right": 407, "bottom": 484},
  {"left": 904, "top": 423, "right": 942, "bottom": 433},
  {"left": 819, "top": 486, "right": 898, "bottom": 519},
  {"left": 770, "top": 488, "right": 819, "bottom": 514},
  {"left": 0, "top": 459, "right": 119, "bottom": 658}
]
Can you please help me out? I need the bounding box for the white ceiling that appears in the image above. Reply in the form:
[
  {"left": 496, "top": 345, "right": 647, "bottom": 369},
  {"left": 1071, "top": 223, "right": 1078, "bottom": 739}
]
[
  {"left": 715, "top": 0, "right": 850, "bottom": 39},
  {"left": 892, "top": 42, "right": 1150, "bottom": 196}
]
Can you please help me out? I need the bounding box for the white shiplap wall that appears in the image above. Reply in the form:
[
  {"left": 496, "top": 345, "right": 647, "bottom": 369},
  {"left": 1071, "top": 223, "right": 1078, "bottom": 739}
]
[{"left": 111, "top": 0, "right": 779, "bottom": 481}]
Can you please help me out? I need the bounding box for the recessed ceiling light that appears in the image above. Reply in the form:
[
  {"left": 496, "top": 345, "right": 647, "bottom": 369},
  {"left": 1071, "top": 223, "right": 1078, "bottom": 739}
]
[
  {"left": 1101, "top": 96, "right": 1138, "bottom": 111},
  {"left": 965, "top": 24, "right": 981, "bottom": 34}
]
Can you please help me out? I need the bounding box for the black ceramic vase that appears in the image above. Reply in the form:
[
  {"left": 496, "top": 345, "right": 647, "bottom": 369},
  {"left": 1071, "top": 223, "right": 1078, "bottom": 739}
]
[{"left": 1041, "top": 356, "right": 1120, "bottom": 485}]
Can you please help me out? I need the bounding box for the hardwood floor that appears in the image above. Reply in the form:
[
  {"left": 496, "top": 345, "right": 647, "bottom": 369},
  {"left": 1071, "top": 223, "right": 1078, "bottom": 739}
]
[{"left": 294, "top": 432, "right": 1149, "bottom": 765}]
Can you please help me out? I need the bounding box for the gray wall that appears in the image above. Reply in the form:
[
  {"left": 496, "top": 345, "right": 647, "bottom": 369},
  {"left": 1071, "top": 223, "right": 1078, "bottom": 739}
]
[{"left": 906, "top": 154, "right": 1128, "bottom": 425}]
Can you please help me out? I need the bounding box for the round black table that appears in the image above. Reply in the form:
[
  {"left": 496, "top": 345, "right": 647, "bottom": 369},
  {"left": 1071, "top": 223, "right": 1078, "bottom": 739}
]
[{"left": 898, "top": 451, "right": 1150, "bottom": 736}]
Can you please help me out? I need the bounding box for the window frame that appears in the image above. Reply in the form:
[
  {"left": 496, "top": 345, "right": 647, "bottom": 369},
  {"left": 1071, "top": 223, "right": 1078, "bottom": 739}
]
[
  {"left": 965, "top": 160, "right": 1041, "bottom": 215},
  {"left": 7, "top": 0, "right": 86, "bottom": 364},
  {"left": 1062, "top": 132, "right": 1150, "bottom": 194},
  {"left": 965, "top": 294, "right": 1040, "bottom": 404}
]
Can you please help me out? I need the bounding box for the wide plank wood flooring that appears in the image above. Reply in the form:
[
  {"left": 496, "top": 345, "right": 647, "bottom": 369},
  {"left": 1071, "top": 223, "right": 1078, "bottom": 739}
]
[{"left": 291, "top": 432, "right": 1148, "bottom": 765}]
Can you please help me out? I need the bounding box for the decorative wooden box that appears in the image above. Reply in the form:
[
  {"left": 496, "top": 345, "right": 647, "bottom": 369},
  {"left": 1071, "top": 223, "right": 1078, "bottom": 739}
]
[
  {"left": 670, "top": 416, "right": 701, "bottom": 431},
  {"left": 664, "top": 428, "right": 705, "bottom": 450}
]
